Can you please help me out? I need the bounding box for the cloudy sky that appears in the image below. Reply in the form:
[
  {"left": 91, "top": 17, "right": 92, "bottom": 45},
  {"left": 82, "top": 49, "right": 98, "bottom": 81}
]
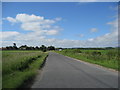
[{"left": 1, "top": 2, "right": 118, "bottom": 48}]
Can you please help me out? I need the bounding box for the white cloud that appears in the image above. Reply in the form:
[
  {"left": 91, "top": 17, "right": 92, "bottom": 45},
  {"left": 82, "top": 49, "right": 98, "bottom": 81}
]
[
  {"left": 46, "top": 30, "right": 59, "bottom": 35},
  {"left": 12, "top": 13, "right": 57, "bottom": 25},
  {"left": 16, "top": 14, "right": 44, "bottom": 23},
  {"left": 5, "top": 13, "right": 62, "bottom": 35},
  {"left": 87, "top": 31, "right": 118, "bottom": 46},
  {"left": 2, "top": 14, "right": 118, "bottom": 48},
  {"left": 15, "top": 32, "right": 46, "bottom": 41},
  {"left": 87, "top": 18, "right": 118, "bottom": 47},
  {"left": 1, "top": 30, "right": 118, "bottom": 48},
  {"left": 88, "top": 38, "right": 94, "bottom": 41},
  {"left": 6, "top": 17, "right": 17, "bottom": 23},
  {"left": 21, "top": 22, "right": 41, "bottom": 31},
  {"left": 90, "top": 28, "right": 98, "bottom": 33},
  {"left": 1, "top": 31, "right": 20, "bottom": 39},
  {"left": 2, "top": 14, "right": 63, "bottom": 47}
]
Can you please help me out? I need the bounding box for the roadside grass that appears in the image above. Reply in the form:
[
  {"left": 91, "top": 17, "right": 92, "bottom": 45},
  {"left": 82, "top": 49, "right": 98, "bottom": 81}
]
[
  {"left": 56, "top": 49, "right": 119, "bottom": 70},
  {"left": 2, "top": 51, "right": 48, "bottom": 88}
]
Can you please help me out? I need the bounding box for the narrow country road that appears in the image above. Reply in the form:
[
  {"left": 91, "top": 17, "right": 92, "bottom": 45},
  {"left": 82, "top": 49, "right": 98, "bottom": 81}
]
[{"left": 31, "top": 52, "right": 118, "bottom": 88}]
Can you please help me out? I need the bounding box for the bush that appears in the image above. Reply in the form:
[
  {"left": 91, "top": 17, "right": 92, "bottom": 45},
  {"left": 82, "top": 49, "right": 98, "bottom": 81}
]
[
  {"left": 73, "top": 49, "right": 82, "bottom": 53},
  {"left": 92, "top": 51, "right": 101, "bottom": 56},
  {"left": 106, "top": 50, "right": 117, "bottom": 60}
]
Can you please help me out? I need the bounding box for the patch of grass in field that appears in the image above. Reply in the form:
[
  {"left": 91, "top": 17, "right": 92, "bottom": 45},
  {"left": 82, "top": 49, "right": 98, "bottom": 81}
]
[
  {"left": 2, "top": 51, "right": 48, "bottom": 88},
  {"left": 56, "top": 49, "right": 119, "bottom": 70}
]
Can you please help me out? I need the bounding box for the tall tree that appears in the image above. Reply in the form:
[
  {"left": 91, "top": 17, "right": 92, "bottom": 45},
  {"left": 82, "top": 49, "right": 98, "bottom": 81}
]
[
  {"left": 19, "top": 45, "right": 28, "bottom": 50},
  {"left": 47, "top": 46, "right": 55, "bottom": 50},
  {"left": 40, "top": 45, "right": 47, "bottom": 52},
  {"left": 13, "top": 43, "right": 18, "bottom": 50}
]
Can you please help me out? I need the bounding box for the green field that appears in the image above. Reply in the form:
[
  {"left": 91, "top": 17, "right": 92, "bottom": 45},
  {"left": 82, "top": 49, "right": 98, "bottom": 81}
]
[
  {"left": 56, "top": 49, "right": 119, "bottom": 70},
  {"left": 2, "top": 50, "right": 48, "bottom": 88}
]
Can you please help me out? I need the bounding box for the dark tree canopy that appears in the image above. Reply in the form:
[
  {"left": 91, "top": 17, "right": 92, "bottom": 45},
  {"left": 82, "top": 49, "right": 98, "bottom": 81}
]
[
  {"left": 47, "top": 46, "right": 55, "bottom": 50},
  {"left": 40, "top": 45, "right": 47, "bottom": 52}
]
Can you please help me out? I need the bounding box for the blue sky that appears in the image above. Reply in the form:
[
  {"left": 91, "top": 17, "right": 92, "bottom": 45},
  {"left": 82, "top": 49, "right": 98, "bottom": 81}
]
[{"left": 2, "top": 2, "right": 118, "bottom": 47}]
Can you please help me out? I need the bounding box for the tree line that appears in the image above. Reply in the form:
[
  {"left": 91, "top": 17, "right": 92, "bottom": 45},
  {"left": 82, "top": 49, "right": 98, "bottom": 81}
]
[
  {"left": 2, "top": 43, "right": 56, "bottom": 52},
  {"left": 1, "top": 43, "right": 118, "bottom": 52}
]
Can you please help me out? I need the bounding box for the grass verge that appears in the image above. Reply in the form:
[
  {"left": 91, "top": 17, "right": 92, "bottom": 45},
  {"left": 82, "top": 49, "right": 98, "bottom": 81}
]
[
  {"left": 55, "top": 49, "right": 119, "bottom": 71},
  {"left": 2, "top": 51, "right": 48, "bottom": 88}
]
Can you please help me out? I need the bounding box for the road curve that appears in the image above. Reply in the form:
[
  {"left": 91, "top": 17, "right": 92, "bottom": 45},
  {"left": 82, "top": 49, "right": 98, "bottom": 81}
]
[{"left": 31, "top": 52, "right": 118, "bottom": 88}]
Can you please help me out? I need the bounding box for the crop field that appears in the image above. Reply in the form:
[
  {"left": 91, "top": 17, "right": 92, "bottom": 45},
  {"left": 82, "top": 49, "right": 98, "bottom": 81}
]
[
  {"left": 2, "top": 50, "right": 48, "bottom": 88},
  {"left": 56, "top": 49, "right": 119, "bottom": 70}
]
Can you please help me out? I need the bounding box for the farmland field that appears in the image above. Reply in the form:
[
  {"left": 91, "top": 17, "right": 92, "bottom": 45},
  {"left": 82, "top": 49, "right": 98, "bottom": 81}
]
[
  {"left": 2, "top": 50, "right": 48, "bottom": 88},
  {"left": 56, "top": 49, "right": 119, "bottom": 70}
]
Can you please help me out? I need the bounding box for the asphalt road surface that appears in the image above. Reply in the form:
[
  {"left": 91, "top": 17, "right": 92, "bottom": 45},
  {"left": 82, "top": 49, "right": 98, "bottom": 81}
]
[{"left": 31, "top": 52, "right": 118, "bottom": 88}]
